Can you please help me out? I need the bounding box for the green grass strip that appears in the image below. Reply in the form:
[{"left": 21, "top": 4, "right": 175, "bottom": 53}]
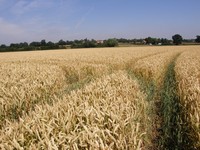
[{"left": 160, "top": 53, "right": 195, "bottom": 150}]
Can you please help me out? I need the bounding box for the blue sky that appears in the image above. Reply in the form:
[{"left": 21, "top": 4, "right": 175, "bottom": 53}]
[{"left": 0, "top": 0, "right": 200, "bottom": 44}]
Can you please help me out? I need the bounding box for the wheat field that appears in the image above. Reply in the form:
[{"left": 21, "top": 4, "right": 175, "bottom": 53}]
[{"left": 0, "top": 46, "right": 199, "bottom": 149}]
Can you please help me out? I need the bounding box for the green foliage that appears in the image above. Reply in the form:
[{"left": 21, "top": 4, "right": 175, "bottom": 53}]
[
  {"left": 160, "top": 38, "right": 172, "bottom": 45},
  {"left": 172, "top": 34, "right": 183, "bottom": 45},
  {"left": 195, "top": 35, "right": 200, "bottom": 43},
  {"left": 0, "top": 35, "right": 198, "bottom": 52},
  {"left": 29, "top": 41, "right": 40, "bottom": 47},
  {"left": 58, "top": 39, "right": 67, "bottom": 45},
  {"left": 145, "top": 37, "right": 158, "bottom": 45},
  {"left": 144, "top": 37, "right": 172, "bottom": 45},
  {"left": 71, "top": 39, "right": 96, "bottom": 48},
  {"left": 104, "top": 38, "right": 118, "bottom": 47},
  {"left": 41, "top": 39, "right": 46, "bottom": 46},
  {"left": 0, "top": 44, "right": 7, "bottom": 52},
  {"left": 160, "top": 55, "right": 182, "bottom": 149},
  {"left": 116, "top": 38, "right": 144, "bottom": 44},
  {"left": 160, "top": 54, "right": 195, "bottom": 149}
]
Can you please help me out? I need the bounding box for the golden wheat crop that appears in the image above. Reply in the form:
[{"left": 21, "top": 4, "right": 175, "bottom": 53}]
[
  {"left": 0, "top": 46, "right": 199, "bottom": 149},
  {"left": 0, "top": 47, "right": 161, "bottom": 127},
  {"left": 132, "top": 49, "right": 182, "bottom": 87},
  {"left": 0, "top": 71, "right": 148, "bottom": 149},
  {"left": 175, "top": 49, "right": 200, "bottom": 148},
  {"left": 0, "top": 47, "right": 164, "bottom": 64},
  {"left": 0, "top": 62, "right": 66, "bottom": 126}
]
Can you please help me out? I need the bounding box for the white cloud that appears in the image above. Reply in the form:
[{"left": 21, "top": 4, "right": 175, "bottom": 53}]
[
  {"left": 0, "top": 0, "right": 89, "bottom": 44},
  {"left": 11, "top": 0, "right": 53, "bottom": 15},
  {"left": 11, "top": 0, "right": 34, "bottom": 15},
  {"left": 0, "top": 16, "right": 71, "bottom": 44}
]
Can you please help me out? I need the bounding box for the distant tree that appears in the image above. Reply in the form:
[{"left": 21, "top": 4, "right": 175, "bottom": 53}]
[
  {"left": 10, "top": 43, "right": 19, "bottom": 48},
  {"left": 195, "top": 35, "right": 200, "bottom": 43},
  {"left": 23, "top": 42, "right": 28, "bottom": 47},
  {"left": 30, "top": 41, "right": 41, "bottom": 47},
  {"left": 9, "top": 43, "right": 22, "bottom": 51},
  {"left": 41, "top": 39, "right": 46, "bottom": 46},
  {"left": 58, "top": 39, "right": 66, "bottom": 45},
  {"left": 117, "top": 38, "right": 129, "bottom": 43},
  {"left": 47, "top": 41, "right": 59, "bottom": 49},
  {"left": 145, "top": 37, "right": 160, "bottom": 45},
  {"left": 0, "top": 44, "right": 7, "bottom": 51},
  {"left": 74, "top": 39, "right": 82, "bottom": 44},
  {"left": 0, "top": 44, "right": 6, "bottom": 48},
  {"left": 47, "top": 41, "right": 54, "bottom": 46},
  {"left": 19, "top": 42, "right": 28, "bottom": 48},
  {"left": 66, "top": 40, "right": 73, "bottom": 45},
  {"left": 104, "top": 39, "right": 118, "bottom": 47},
  {"left": 172, "top": 34, "right": 183, "bottom": 45},
  {"left": 83, "top": 39, "right": 96, "bottom": 48},
  {"left": 145, "top": 37, "right": 153, "bottom": 44},
  {"left": 91, "top": 39, "right": 96, "bottom": 43},
  {"left": 161, "top": 38, "right": 172, "bottom": 45}
]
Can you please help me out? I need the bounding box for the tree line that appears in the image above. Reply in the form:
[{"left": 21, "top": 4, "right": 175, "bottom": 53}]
[
  {"left": 0, "top": 38, "right": 118, "bottom": 52},
  {"left": 0, "top": 35, "right": 200, "bottom": 52},
  {"left": 118, "top": 35, "right": 200, "bottom": 45}
]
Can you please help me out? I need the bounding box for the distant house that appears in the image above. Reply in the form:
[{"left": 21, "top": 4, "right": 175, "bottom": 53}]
[{"left": 96, "top": 40, "right": 104, "bottom": 44}]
